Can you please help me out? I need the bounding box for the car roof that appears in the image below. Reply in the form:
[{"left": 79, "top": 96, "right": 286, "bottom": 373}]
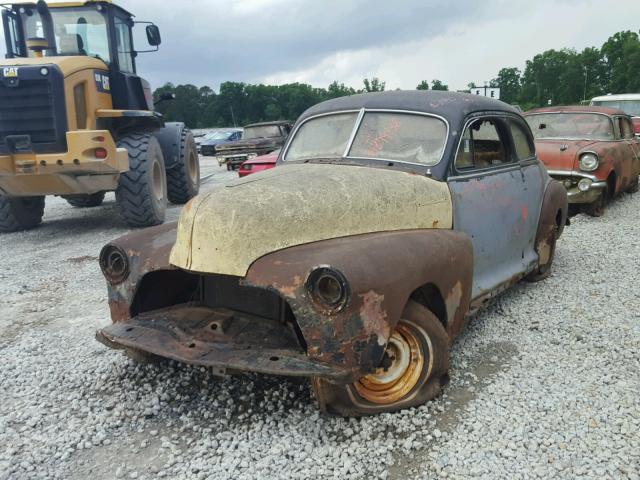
[
  {"left": 525, "top": 105, "right": 626, "bottom": 116},
  {"left": 244, "top": 121, "right": 291, "bottom": 128},
  {"left": 591, "top": 93, "right": 640, "bottom": 102},
  {"left": 298, "top": 90, "right": 519, "bottom": 124}
]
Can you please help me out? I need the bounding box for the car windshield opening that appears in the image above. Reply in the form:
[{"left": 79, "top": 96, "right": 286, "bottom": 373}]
[
  {"left": 207, "top": 131, "right": 236, "bottom": 140},
  {"left": 244, "top": 126, "right": 281, "bottom": 139},
  {"left": 525, "top": 113, "right": 614, "bottom": 140},
  {"left": 285, "top": 111, "right": 447, "bottom": 166},
  {"left": 592, "top": 100, "right": 640, "bottom": 117},
  {"left": 20, "top": 6, "right": 110, "bottom": 62}
]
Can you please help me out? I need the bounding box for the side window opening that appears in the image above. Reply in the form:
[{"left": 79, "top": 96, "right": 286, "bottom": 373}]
[
  {"left": 619, "top": 118, "right": 633, "bottom": 140},
  {"left": 455, "top": 118, "right": 509, "bottom": 170},
  {"left": 509, "top": 119, "right": 535, "bottom": 160}
]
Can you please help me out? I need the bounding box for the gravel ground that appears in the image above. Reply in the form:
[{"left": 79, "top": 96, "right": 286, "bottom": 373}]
[{"left": 1, "top": 162, "right": 639, "bottom": 479}]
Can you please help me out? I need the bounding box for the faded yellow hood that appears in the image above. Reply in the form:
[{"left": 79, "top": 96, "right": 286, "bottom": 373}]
[
  {"left": 2, "top": 56, "right": 108, "bottom": 76},
  {"left": 170, "top": 163, "right": 453, "bottom": 277}
]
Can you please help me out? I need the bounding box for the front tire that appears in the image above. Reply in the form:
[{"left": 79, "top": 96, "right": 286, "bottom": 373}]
[
  {"left": 0, "top": 196, "right": 45, "bottom": 232},
  {"left": 166, "top": 128, "right": 200, "bottom": 204},
  {"left": 311, "top": 301, "right": 449, "bottom": 417},
  {"left": 63, "top": 192, "right": 105, "bottom": 208},
  {"left": 116, "top": 133, "right": 167, "bottom": 228},
  {"left": 583, "top": 188, "right": 607, "bottom": 217}
]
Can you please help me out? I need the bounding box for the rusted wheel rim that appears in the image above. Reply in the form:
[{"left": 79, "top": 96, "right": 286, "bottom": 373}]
[
  {"left": 187, "top": 149, "right": 199, "bottom": 185},
  {"left": 354, "top": 323, "right": 426, "bottom": 404},
  {"left": 152, "top": 160, "right": 164, "bottom": 201}
]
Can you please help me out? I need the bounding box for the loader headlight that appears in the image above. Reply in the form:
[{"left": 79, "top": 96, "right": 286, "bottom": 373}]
[
  {"left": 39, "top": 67, "right": 49, "bottom": 76},
  {"left": 579, "top": 153, "right": 599, "bottom": 172},
  {"left": 306, "top": 266, "right": 349, "bottom": 314},
  {"left": 99, "top": 244, "right": 130, "bottom": 284}
]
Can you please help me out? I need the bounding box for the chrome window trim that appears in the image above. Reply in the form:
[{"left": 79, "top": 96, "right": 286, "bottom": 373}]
[
  {"left": 449, "top": 113, "right": 523, "bottom": 179},
  {"left": 282, "top": 108, "right": 450, "bottom": 168}
]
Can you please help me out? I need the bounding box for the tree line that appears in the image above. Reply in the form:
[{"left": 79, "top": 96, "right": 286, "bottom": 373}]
[{"left": 154, "top": 31, "right": 640, "bottom": 128}]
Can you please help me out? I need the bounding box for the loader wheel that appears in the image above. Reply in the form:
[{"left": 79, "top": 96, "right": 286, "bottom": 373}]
[
  {"left": 311, "top": 300, "right": 449, "bottom": 417},
  {"left": 166, "top": 128, "right": 200, "bottom": 204},
  {"left": 63, "top": 192, "right": 105, "bottom": 208},
  {"left": 0, "top": 196, "right": 45, "bottom": 233},
  {"left": 116, "top": 133, "right": 167, "bottom": 228}
]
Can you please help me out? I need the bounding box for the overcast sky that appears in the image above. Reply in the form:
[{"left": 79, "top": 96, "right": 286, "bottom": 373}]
[{"left": 2, "top": 0, "right": 638, "bottom": 91}]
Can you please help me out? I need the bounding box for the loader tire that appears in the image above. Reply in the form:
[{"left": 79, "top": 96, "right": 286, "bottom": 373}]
[
  {"left": 0, "top": 196, "right": 45, "bottom": 232},
  {"left": 116, "top": 133, "right": 167, "bottom": 228},
  {"left": 63, "top": 192, "right": 105, "bottom": 208},
  {"left": 166, "top": 128, "right": 200, "bottom": 204}
]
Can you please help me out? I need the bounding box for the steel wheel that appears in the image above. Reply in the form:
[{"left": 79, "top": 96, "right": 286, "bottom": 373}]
[
  {"left": 354, "top": 323, "right": 428, "bottom": 404},
  {"left": 311, "top": 301, "right": 449, "bottom": 417},
  {"left": 152, "top": 160, "right": 165, "bottom": 202}
]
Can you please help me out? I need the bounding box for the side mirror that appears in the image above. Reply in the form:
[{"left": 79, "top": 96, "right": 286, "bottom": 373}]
[{"left": 146, "top": 24, "right": 161, "bottom": 46}]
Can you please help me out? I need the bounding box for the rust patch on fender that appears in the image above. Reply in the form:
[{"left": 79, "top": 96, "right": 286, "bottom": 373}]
[{"left": 359, "top": 291, "right": 389, "bottom": 346}]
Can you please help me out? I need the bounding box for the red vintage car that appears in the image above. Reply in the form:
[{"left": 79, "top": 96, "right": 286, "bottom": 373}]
[
  {"left": 524, "top": 106, "right": 640, "bottom": 216},
  {"left": 238, "top": 150, "right": 279, "bottom": 177}
]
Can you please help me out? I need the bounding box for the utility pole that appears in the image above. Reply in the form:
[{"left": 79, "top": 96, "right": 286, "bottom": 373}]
[
  {"left": 583, "top": 66, "right": 588, "bottom": 103},
  {"left": 230, "top": 106, "right": 237, "bottom": 127}
]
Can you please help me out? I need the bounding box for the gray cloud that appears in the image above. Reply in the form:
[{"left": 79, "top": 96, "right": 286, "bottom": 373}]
[{"left": 1, "top": 0, "right": 638, "bottom": 92}]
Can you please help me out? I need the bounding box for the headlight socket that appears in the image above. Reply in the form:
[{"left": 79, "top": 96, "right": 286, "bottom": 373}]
[
  {"left": 99, "top": 244, "right": 130, "bottom": 284},
  {"left": 305, "top": 266, "right": 350, "bottom": 314}
]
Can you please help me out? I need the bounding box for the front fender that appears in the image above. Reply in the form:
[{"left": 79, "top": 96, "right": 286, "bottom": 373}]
[
  {"left": 245, "top": 229, "right": 473, "bottom": 376},
  {"left": 103, "top": 222, "right": 178, "bottom": 321}
]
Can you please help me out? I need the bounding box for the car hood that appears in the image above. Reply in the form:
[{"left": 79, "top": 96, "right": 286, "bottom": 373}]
[
  {"left": 534, "top": 139, "right": 598, "bottom": 171},
  {"left": 170, "top": 163, "right": 453, "bottom": 277}
]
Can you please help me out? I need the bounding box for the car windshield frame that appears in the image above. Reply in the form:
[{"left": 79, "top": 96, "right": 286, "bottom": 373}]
[
  {"left": 524, "top": 112, "right": 615, "bottom": 141},
  {"left": 282, "top": 108, "right": 450, "bottom": 168}
]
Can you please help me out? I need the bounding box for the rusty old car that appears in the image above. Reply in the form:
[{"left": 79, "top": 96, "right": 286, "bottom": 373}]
[
  {"left": 525, "top": 106, "right": 640, "bottom": 217},
  {"left": 96, "top": 91, "right": 567, "bottom": 416}
]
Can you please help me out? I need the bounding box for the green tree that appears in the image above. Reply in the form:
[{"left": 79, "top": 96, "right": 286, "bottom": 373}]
[
  {"left": 363, "top": 77, "right": 386, "bottom": 92},
  {"left": 491, "top": 67, "right": 521, "bottom": 104},
  {"left": 326, "top": 81, "right": 357, "bottom": 99},
  {"left": 601, "top": 31, "right": 640, "bottom": 93},
  {"left": 416, "top": 80, "right": 430, "bottom": 90},
  {"left": 431, "top": 79, "right": 448, "bottom": 91}
]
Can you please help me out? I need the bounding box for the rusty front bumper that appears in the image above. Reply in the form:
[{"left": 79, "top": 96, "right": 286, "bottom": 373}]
[{"left": 96, "top": 305, "right": 351, "bottom": 381}]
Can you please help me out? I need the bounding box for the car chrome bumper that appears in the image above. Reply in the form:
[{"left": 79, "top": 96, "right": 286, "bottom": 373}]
[
  {"left": 96, "top": 305, "right": 352, "bottom": 382},
  {"left": 546, "top": 169, "right": 607, "bottom": 203}
]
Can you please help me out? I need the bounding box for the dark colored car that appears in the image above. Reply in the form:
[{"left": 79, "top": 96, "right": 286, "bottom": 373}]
[
  {"left": 525, "top": 106, "right": 640, "bottom": 216},
  {"left": 199, "top": 129, "right": 243, "bottom": 156},
  {"left": 96, "top": 91, "right": 567, "bottom": 417},
  {"left": 238, "top": 150, "right": 279, "bottom": 177},
  {"left": 215, "top": 121, "right": 292, "bottom": 170}
]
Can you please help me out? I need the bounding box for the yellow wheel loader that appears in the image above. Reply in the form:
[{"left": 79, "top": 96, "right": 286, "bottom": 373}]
[{"left": 0, "top": 0, "right": 200, "bottom": 232}]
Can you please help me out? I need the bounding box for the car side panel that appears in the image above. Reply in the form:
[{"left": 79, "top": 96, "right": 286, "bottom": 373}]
[{"left": 448, "top": 163, "right": 544, "bottom": 300}]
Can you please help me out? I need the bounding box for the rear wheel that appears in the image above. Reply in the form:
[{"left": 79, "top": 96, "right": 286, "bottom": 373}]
[
  {"left": 0, "top": 196, "right": 45, "bottom": 232},
  {"left": 116, "top": 133, "right": 167, "bottom": 228},
  {"left": 526, "top": 224, "right": 558, "bottom": 282},
  {"left": 166, "top": 128, "right": 200, "bottom": 204},
  {"left": 311, "top": 300, "right": 449, "bottom": 417},
  {"left": 627, "top": 175, "right": 639, "bottom": 194},
  {"left": 63, "top": 192, "right": 105, "bottom": 208}
]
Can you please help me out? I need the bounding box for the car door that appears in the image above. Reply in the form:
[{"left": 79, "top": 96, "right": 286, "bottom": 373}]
[{"left": 447, "top": 114, "right": 544, "bottom": 301}]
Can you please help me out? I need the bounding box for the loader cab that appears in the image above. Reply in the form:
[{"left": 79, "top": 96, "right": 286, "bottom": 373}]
[{"left": 1, "top": 1, "right": 161, "bottom": 110}]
